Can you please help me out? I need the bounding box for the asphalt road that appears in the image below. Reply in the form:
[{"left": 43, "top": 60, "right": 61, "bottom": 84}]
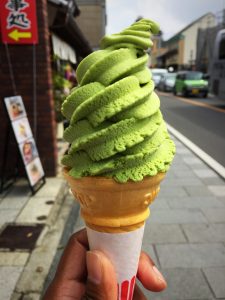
[{"left": 157, "top": 91, "right": 225, "bottom": 167}]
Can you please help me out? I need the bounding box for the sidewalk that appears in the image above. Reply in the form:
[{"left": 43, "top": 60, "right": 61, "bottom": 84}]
[
  {"left": 0, "top": 140, "right": 74, "bottom": 300},
  {"left": 0, "top": 135, "right": 225, "bottom": 300},
  {"left": 142, "top": 137, "right": 225, "bottom": 300},
  {"left": 207, "top": 94, "right": 225, "bottom": 107}
]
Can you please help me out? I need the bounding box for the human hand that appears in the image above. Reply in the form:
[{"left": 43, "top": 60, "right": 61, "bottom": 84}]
[{"left": 43, "top": 229, "right": 167, "bottom": 300}]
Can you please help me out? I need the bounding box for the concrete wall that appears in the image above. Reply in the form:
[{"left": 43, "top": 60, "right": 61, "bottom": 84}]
[
  {"left": 76, "top": 0, "right": 106, "bottom": 49},
  {"left": 178, "top": 38, "right": 185, "bottom": 65}
]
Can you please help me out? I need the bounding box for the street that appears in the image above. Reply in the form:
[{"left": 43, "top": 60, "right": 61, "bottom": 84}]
[{"left": 157, "top": 91, "right": 225, "bottom": 167}]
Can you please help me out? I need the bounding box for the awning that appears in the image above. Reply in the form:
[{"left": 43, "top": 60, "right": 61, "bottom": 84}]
[
  {"left": 48, "top": 0, "right": 92, "bottom": 60},
  {"left": 156, "top": 48, "right": 177, "bottom": 59},
  {"left": 52, "top": 33, "right": 77, "bottom": 64}
]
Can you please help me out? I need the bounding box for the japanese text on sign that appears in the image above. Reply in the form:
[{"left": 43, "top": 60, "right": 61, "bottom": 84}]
[
  {"left": 6, "top": 0, "right": 30, "bottom": 29},
  {"left": 0, "top": 0, "right": 38, "bottom": 44}
]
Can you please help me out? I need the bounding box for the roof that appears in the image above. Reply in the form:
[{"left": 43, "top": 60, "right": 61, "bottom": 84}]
[
  {"left": 48, "top": 0, "right": 92, "bottom": 58},
  {"left": 48, "top": 0, "right": 80, "bottom": 17},
  {"left": 165, "top": 12, "right": 215, "bottom": 44},
  {"left": 156, "top": 47, "right": 178, "bottom": 58}
]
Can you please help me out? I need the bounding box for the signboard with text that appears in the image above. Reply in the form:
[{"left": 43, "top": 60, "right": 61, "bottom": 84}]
[{"left": 0, "top": 0, "right": 38, "bottom": 44}]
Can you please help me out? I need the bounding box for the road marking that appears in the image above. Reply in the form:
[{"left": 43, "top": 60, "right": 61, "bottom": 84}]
[
  {"left": 158, "top": 91, "right": 225, "bottom": 114},
  {"left": 167, "top": 123, "right": 225, "bottom": 180}
]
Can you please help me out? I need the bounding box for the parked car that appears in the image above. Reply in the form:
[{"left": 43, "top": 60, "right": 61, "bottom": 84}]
[
  {"left": 158, "top": 73, "right": 177, "bottom": 92},
  {"left": 151, "top": 68, "right": 168, "bottom": 88},
  {"left": 173, "top": 71, "right": 208, "bottom": 97}
]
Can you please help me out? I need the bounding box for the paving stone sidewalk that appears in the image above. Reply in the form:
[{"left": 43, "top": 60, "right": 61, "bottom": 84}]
[
  {"left": 142, "top": 137, "right": 225, "bottom": 300},
  {"left": 0, "top": 141, "right": 72, "bottom": 300},
  {"left": 0, "top": 177, "right": 72, "bottom": 300}
]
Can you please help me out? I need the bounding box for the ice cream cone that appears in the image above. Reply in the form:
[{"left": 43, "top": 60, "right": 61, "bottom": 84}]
[
  {"left": 63, "top": 168, "right": 165, "bottom": 233},
  {"left": 63, "top": 168, "right": 165, "bottom": 299},
  {"left": 61, "top": 18, "right": 175, "bottom": 300}
]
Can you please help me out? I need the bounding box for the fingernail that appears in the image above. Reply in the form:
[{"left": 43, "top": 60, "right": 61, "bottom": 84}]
[
  {"left": 153, "top": 265, "right": 166, "bottom": 283},
  {"left": 86, "top": 251, "right": 102, "bottom": 284}
]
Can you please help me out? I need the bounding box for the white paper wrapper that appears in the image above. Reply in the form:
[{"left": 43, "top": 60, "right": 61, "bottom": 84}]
[{"left": 87, "top": 225, "right": 145, "bottom": 300}]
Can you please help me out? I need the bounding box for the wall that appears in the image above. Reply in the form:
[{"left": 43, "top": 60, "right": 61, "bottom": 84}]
[
  {"left": 0, "top": 0, "right": 57, "bottom": 178},
  {"left": 150, "top": 36, "right": 165, "bottom": 67},
  {"left": 76, "top": 0, "right": 106, "bottom": 49},
  {"left": 178, "top": 38, "right": 185, "bottom": 65},
  {"left": 183, "top": 13, "right": 216, "bottom": 65}
]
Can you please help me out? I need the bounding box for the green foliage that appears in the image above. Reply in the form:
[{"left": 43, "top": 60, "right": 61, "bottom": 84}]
[
  {"left": 53, "top": 73, "right": 71, "bottom": 90},
  {"left": 52, "top": 73, "right": 71, "bottom": 122}
]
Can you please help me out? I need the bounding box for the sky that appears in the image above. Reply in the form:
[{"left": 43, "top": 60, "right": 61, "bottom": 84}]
[{"left": 106, "top": 0, "right": 225, "bottom": 40}]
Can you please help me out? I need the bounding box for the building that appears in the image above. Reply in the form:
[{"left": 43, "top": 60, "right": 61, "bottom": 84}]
[
  {"left": 149, "top": 32, "right": 167, "bottom": 68},
  {"left": 196, "top": 26, "right": 221, "bottom": 73},
  {"left": 0, "top": 0, "right": 106, "bottom": 191},
  {"left": 153, "top": 13, "right": 216, "bottom": 71},
  {"left": 75, "top": 0, "right": 106, "bottom": 50},
  {"left": 196, "top": 9, "right": 225, "bottom": 73},
  {"left": 48, "top": 0, "right": 92, "bottom": 63}
]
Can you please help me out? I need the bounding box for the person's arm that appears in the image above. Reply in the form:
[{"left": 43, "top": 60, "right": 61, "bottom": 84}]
[{"left": 43, "top": 229, "right": 167, "bottom": 300}]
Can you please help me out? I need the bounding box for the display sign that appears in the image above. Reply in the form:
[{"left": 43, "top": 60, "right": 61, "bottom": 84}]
[
  {"left": 4, "top": 96, "right": 44, "bottom": 189},
  {"left": 0, "top": 0, "right": 38, "bottom": 44}
]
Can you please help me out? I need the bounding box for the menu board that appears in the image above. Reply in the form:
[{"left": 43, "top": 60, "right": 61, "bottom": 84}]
[{"left": 4, "top": 96, "right": 45, "bottom": 188}]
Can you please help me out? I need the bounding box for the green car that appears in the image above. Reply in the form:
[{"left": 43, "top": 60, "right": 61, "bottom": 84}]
[{"left": 173, "top": 71, "right": 208, "bottom": 97}]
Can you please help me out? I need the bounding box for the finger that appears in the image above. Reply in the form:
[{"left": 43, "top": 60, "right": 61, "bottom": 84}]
[
  {"left": 43, "top": 229, "right": 88, "bottom": 300},
  {"left": 55, "top": 229, "right": 89, "bottom": 281},
  {"left": 73, "top": 227, "right": 89, "bottom": 249},
  {"left": 137, "top": 251, "right": 167, "bottom": 292},
  {"left": 133, "top": 284, "right": 147, "bottom": 300},
  {"left": 44, "top": 279, "right": 85, "bottom": 300},
  {"left": 85, "top": 250, "right": 118, "bottom": 300}
]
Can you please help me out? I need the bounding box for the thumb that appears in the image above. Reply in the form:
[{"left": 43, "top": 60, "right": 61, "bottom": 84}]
[{"left": 85, "top": 250, "right": 118, "bottom": 300}]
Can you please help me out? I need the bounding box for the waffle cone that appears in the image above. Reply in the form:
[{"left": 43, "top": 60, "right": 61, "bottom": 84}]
[{"left": 63, "top": 168, "right": 165, "bottom": 233}]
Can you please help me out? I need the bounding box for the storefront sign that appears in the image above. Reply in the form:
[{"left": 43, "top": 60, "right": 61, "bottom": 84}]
[
  {"left": 4, "top": 96, "right": 44, "bottom": 188},
  {"left": 0, "top": 0, "right": 38, "bottom": 44}
]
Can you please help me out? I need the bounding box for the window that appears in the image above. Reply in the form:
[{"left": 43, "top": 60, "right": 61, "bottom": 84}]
[
  {"left": 177, "top": 74, "right": 185, "bottom": 80},
  {"left": 219, "top": 34, "right": 225, "bottom": 60},
  {"left": 186, "top": 72, "right": 203, "bottom": 80}
]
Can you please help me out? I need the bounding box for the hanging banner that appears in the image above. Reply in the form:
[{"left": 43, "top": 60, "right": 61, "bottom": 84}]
[
  {"left": 4, "top": 96, "right": 45, "bottom": 190},
  {"left": 0, "top": 0, "right": 38, "bottom": 44}
]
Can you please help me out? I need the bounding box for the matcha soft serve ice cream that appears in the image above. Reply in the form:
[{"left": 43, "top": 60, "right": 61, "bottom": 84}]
[{"left": 61, "top": 18, "right": 175, "bottom": 183}]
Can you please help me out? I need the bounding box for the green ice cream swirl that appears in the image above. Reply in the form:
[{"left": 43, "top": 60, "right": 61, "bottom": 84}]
[{"left": 61, "top": 19, "right": 175, "bottom": 183}]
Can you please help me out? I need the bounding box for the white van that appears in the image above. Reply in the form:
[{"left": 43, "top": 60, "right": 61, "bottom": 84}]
[
  {"left": 150, "top": 68, "right": 168, "bottom": 88},
  {"left": 210, "top": 29, "right": 225, "bottom": 99}
]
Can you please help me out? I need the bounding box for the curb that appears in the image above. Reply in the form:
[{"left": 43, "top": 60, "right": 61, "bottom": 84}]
[{"left": 167, "top": 123, "right": 225, "bottom": 180}]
